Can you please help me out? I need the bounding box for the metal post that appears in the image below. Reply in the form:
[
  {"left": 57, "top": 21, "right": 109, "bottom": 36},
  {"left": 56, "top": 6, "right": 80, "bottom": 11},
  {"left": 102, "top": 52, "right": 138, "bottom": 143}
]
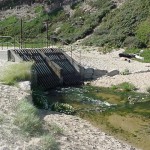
[
  {"left": 71, "top": 45, "right": 73, "bottom": 64},
  {"left": 80, "top": 49, "right": 81, "bottom": 65},
  {"left": 20, "top": 19, "right": 23, "bottom": 49},
  {"left": 71, "top": 45, "right": 72, "bottom": 58},
  {"left": 2, "top": 41, "right": 3, "bottom": 50},
  {"left": 14, "top": 37, "right": 15, "bottom": 49},
  {"left": 46, "top": 21, "right": 49, "bottom": 48}
]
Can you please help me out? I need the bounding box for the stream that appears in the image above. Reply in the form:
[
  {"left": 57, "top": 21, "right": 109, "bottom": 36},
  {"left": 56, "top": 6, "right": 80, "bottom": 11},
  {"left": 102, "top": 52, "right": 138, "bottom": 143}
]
[{"left": 46, "top": 86, "right": 118, "bottom": 113}]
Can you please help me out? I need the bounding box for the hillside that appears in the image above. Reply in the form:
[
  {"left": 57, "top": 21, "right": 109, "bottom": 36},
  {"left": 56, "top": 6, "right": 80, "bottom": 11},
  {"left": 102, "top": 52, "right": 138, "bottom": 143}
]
[{"left": 0, "top": 0, "right": 150, "bottom": 48}]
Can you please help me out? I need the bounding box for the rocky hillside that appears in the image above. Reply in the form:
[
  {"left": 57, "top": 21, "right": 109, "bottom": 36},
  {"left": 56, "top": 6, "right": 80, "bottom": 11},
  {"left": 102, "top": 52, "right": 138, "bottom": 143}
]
[{"left": 0, "top": 0, "right": 150, "bottom": 48}]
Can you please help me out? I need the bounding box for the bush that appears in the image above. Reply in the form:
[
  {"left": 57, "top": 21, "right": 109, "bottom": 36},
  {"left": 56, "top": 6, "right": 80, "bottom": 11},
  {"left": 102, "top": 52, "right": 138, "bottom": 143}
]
[
  {"left": 0, "top": 62, "right": 33, "bottom": 85},
  {"left": 136, "top": 18, "right": 150, "bottom": 46},
  {"left": 112, "top": 82, "right": 137, "bottom": 92},
  {"left": 123, "top": 36, "right": 145, "bottom": 48},
  {"left": 48, "top": 123, "right": 63, "bottom": 135},
  {"left": 120, "top": 69, "right": 130, "bottom": 75},
  {"left": 85, "top": 0, "right": 150, "bottom": 48},
  {"left": 14, "top": 100, "right": 42, "bottom": 136},
  {"left": 32, "top": 89, "right": 49, "bottom": 109},
  {"left": 40, "top": 134, "right": 59, "bottom": 150},
  {"left": 51, "top": 102, "right": 75, "bottom": 115}
]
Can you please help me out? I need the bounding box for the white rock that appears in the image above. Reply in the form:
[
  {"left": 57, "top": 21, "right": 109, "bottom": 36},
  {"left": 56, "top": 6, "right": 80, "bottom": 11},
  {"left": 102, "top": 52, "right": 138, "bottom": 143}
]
[{"left": 18, "top": 81, "right": 31, "bottom": 91}]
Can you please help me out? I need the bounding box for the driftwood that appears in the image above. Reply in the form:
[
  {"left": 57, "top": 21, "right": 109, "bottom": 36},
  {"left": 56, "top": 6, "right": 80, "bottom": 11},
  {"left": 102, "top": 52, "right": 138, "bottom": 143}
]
[
  {"left": 119, "top": 53, "right": 135, "bottom": 59},
  {"left": 119, "top": 53, "right": 144, "bottom": 60}
]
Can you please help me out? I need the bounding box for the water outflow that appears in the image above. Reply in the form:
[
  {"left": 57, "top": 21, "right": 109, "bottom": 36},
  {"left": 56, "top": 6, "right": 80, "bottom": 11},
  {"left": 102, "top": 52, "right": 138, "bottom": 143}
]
[{"left": 48, "top": 86, "right": 116, "bottom": 109}]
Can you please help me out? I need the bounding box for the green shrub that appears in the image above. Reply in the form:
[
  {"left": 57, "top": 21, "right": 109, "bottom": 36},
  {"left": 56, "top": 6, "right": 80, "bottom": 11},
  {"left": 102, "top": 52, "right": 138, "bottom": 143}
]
[
  {"left": 32, "top": 88, "right": 49, "bottom": 109},
  {"left": 85, "top": 0, "right": 150, "bottom": 48},
  {"left": 40, "top": 134, "right": 59, "bottom": 150},
  {"left": 123, "top": 36, "right": 145, "bottom": 48},
  {"left": 112, "top": 82, "right": 136, "bottom": 92},
  {"left": 136, "top": 18, "right": 150, "bottom": 46},
  {"left": 14, "top": 100, "right": 42, "bottom": 136},
  {"left": 51, "top": 102, "right": 75, "bottom": 115},
  {"left": 120, "top": 69, "right": 130, "bottom": 75},
  {"left": 49, "top": 123, "right": 63, "bottom": 135},
  {"left": 0, "top": 62, "right": 33, "bottom": 85}
]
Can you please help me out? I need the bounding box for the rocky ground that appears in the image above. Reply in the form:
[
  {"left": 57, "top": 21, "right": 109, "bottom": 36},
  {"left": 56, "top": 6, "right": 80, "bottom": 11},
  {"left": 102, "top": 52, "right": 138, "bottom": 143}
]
[{"left": 65, "top": 46, "right": 150, "bottom": 93}]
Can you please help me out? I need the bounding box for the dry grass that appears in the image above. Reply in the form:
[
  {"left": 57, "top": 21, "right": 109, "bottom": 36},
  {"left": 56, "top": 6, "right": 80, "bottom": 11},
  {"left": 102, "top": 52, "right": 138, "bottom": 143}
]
[
  {"left": 0, "top": 62, "right": 33, "bottom": 85},
  {"left": 14, "top": 100, "right": 42, "bottom": 136}
]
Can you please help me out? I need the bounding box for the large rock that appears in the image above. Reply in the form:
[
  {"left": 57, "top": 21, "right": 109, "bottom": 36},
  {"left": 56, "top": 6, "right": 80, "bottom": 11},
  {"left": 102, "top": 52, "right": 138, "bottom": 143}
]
[{"left": 84, "top": 68, "right": 94, "bottom": 80}]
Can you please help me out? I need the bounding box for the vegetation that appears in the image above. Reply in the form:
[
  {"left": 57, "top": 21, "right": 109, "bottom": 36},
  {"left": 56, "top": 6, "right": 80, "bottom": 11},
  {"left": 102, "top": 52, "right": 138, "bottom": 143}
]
[
  {"left": 120, "top": 68, "right": 130, "bottom": 75},
  {"left": 1, "top": 0, "right": 150, "bottom": 48},
  {"left": 14, "top": 100, "right": 42, "bottom": 136},
  {"left": 32, "top": 88, "right": 49, "bottom": 109},
  {"left": 51, "top": 102, "right": 75, "bottom": 115},
  {"left": 84, "top": 0, "right": 150, "bottom": 48},
  {"left": 40, "top": 134, "right": 60, "bottom": 150},
  {"left": 49, "top": 123, "right": 63, "bottom": 135},
  {"left": 14, "top": 99, "right": 61, "bottom": 148},
  {"left": 136, "top": 18, "right": 150, "bottom": 46},
  {"left": 111, "top": 82, "right": 137, "bottom": 92},
  {"left": 0, "top": 62, "right": 33, "bottom": 85},
  {"left": 0, "top": 0, "right": 115, "bottom": 46}
]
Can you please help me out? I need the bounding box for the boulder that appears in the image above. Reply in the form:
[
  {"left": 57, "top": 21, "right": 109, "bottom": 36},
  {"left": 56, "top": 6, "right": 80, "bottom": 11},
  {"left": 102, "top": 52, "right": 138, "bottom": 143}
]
[{"left": 84, "top": 68, "right": 94, "bottom": 79}]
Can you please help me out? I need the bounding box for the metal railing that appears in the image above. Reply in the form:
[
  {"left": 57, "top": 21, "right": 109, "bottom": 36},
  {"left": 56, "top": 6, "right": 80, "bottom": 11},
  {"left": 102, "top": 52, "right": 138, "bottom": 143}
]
[{"left": 0, "top": 36, "right": 20, "bottom": 50}]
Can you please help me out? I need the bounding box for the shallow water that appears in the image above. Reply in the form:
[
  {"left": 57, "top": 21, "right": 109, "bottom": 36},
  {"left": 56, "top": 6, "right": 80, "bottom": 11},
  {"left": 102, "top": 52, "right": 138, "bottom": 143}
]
[{"left": 47, "top": 86, "right": 118, "bottom": 112}]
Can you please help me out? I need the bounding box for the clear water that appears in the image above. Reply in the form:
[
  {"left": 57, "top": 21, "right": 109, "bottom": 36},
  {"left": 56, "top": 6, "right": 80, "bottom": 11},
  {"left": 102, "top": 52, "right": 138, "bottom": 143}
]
[{"left": 47, "top": 86, "right": 117, "bottom": 112}]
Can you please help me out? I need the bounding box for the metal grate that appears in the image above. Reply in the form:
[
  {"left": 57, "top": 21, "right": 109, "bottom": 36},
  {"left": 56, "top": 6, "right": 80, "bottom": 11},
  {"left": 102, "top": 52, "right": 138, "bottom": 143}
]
[
  {"left": 12, "top": 49, "right": 60, "bottom": 89},
  {"left": 11, "top": 48, "right": 83, "bottom": 88}
]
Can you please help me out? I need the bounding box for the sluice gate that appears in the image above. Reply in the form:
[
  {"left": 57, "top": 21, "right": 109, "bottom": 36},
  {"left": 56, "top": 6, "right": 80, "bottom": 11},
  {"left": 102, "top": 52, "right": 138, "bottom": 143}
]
[{"left": 9, "top": 48, "right": 83, "bottom": 89}]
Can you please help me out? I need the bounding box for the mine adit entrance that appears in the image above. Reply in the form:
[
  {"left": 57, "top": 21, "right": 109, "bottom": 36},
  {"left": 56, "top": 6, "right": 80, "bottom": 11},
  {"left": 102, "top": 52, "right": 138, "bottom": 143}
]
[{"left": 8, "top": 48, "right": 84, "bottom": 89}]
